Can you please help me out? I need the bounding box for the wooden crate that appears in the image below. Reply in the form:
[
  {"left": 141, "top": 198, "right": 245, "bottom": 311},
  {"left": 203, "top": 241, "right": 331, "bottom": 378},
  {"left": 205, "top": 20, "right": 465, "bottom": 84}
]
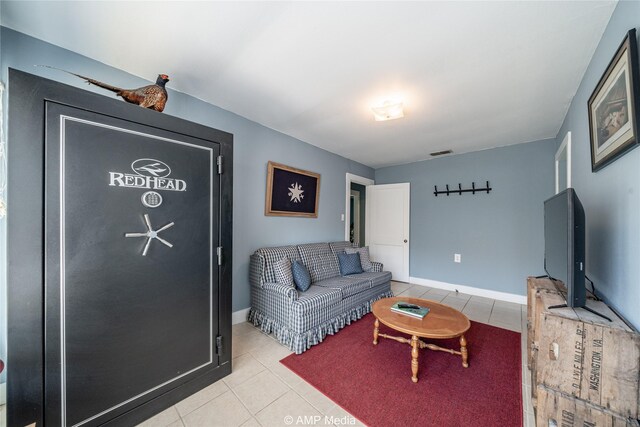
[
  {"left": 536, "top": 385, "right": 640, "bottom": 427},
  {"left": 526, "top": 277, "right": 598, "bottom": 369},
  {"left": 530, "top": 290, "right": 567, "bottom": 405},
  {"left": 527, "top": 277, "right": 567, "bottom": 369},
  {"left": 536, "top": 293, "right": 640, "bottom": 418}
]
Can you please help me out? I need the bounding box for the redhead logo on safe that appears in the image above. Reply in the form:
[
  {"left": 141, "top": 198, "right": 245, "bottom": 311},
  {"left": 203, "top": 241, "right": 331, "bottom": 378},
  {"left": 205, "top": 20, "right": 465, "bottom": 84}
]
[
  {"left": 131, "top": 159, "right": 172, "bottom": 178},
  {"left": 109, "top": 158, "right": 187, "bottom": 191}
]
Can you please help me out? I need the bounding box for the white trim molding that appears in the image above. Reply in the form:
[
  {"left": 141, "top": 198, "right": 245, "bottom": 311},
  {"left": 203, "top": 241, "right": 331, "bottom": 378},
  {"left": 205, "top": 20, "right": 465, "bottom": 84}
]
[
  {"left": 345, "top": 173, "right": 374, "bottom": 241},
  {"left": 232, "top": 308, "right": 251, "bottom": 325},
  {"left": 555, "top": 131, "right": 571, "bottom": 194},
  {"left": 409, "top": 276, "right": 526, "bottom": 305}
]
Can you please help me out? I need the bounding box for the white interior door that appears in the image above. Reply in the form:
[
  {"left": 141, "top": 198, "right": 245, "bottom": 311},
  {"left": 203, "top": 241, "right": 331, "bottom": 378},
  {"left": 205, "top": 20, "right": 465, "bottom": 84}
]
[{"left": 366, "top": 183, "right": 410, "bottom": 282}]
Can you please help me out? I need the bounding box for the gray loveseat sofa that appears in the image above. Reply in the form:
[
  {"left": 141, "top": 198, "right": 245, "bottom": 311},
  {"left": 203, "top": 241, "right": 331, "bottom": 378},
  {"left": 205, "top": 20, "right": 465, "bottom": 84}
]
[{"left": 248, "top": 241, "right": 393, "bottom": 354}]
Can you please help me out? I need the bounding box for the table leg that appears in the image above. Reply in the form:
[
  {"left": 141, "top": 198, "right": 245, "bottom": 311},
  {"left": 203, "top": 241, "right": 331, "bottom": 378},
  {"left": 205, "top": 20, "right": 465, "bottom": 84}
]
[
  {"left": 411, "top": 335, "right": 419, "bottom": 383},
  {"left": 373, "top": 318, "right": 379, "bottom": 345},
  {"left": 460, "top": 335, "right": 468, "bottom": 368}
]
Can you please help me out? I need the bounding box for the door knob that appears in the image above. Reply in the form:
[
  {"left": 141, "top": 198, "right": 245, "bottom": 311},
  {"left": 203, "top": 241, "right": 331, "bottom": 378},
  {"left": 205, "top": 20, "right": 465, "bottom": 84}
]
[{"left": 404, "top": 239, "right": 408, "bottom": 243}]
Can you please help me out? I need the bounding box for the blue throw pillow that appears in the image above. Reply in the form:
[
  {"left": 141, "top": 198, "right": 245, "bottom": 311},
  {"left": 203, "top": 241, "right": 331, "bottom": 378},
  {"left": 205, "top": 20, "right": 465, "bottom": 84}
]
[
  {"left": 345, "top": 246, "right": 373, "bottom": 271},
  {"left": 291, "top": 260, "right": 311, "bottom": 292},
  {"left": 338, "top": 252, "right": 363, "bottom": 276}
]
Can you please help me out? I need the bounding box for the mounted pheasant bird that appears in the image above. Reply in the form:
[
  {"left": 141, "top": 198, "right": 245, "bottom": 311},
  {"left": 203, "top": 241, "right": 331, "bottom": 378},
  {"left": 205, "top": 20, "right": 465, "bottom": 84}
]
[{"left": 39, "top": 65, "right": 170, "bottom": 112}]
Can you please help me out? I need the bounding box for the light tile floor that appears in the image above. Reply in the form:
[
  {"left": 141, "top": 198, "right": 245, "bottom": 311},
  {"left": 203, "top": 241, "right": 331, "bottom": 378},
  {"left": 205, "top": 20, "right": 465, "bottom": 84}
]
[
  {"left": 138, "top": 281, "right": 535, "bottom": 427},
  {"left": 0, "top": 282, "right": 534, "bottom": 427}
]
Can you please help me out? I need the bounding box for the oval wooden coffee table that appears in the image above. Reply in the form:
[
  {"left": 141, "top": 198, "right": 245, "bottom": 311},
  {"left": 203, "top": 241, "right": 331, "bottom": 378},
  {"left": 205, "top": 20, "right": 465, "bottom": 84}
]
[{"left": 372, "top": 296, "right": 471, "bottom": 383}]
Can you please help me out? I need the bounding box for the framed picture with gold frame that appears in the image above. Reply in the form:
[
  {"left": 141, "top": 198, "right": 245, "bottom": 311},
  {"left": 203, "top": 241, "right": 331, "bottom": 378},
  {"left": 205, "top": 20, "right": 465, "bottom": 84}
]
[
  {"left": 588, "top": 28, "right": 640, "bottom": 172},
  {"left": 265, "top": 161, "right": 320, "bottom": 218}
]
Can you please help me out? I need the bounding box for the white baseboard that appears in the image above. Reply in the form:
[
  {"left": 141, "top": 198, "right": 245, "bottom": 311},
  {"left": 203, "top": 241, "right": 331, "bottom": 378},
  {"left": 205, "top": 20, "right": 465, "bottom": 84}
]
[
  {"left": 232, "top": 308, "right": 251, "bottom": 325},
  {"left": 0, "top": 381, "right": 5, "bottom": 405},
  {"left": 232, "top": 277, "right": 526, "bottom": 324},
  {"left": 409, "top": 276, "right": 526, "bottom": 305}
]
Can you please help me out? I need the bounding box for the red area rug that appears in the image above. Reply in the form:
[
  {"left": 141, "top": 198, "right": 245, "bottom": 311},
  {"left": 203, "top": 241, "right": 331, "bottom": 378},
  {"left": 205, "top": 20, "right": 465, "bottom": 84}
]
[{"left": 280, "top": 313, "right": 522, "bottom": 427}]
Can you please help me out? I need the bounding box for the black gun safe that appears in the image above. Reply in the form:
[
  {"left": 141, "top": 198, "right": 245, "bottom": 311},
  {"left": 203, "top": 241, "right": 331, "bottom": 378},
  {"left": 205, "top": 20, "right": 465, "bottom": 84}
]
[{"left": 7, "top": 69, "right": 233, "bottom": 426}]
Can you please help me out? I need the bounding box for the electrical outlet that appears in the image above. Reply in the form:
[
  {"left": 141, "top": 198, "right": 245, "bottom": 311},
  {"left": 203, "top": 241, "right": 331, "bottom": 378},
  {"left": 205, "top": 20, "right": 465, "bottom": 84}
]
[{"left": 454, "top": 253, "right": 461, "bottom": 263}]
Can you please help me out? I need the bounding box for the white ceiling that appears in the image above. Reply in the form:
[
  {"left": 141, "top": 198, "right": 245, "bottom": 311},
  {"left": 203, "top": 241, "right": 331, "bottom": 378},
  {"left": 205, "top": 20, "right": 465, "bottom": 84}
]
[{"left": 1, "top": 1, "right": 617, "bottom": 168}]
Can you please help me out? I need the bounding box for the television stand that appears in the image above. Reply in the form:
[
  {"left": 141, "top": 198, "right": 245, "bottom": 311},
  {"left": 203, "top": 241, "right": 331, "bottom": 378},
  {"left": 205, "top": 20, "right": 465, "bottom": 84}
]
[{"left": 547, "top": 303, "right": 612, "bottom": 322}]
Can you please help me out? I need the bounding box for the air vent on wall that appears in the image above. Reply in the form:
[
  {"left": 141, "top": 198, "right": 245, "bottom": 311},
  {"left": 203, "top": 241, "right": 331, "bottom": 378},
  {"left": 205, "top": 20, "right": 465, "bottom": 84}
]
[{"left": 430, "top": 149, "right": 453, "bottom": 157}]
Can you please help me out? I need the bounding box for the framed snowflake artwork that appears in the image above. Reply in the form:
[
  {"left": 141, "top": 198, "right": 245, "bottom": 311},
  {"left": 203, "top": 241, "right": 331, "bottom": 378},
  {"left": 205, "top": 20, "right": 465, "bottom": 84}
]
[{"left": 265, "top": 161, "right": 320, "bottom": 218}]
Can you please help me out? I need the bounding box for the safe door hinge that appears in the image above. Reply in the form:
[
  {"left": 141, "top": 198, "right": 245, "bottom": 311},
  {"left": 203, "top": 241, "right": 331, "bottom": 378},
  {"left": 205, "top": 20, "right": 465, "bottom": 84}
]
[
  {"left": 216, "top": 335, "right": 223, "bottom": 355},
  {"left": 217, "top": 246, "right": 223, "bottom": 266},
  {"left": 217, "top": 155, "right": 223, "bottom": 174}
]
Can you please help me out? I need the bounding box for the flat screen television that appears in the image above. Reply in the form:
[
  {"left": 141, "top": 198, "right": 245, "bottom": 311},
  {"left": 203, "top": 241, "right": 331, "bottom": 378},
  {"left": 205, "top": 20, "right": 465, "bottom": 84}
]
[{"left": 544, "top": 188, "right": 586, "bottom": 308}]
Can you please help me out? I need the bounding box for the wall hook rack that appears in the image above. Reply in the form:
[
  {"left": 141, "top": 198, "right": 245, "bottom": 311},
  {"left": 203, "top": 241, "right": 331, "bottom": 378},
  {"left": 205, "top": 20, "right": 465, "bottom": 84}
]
[{"left": 434, "top": 181, "right": 492, "bottom": 197}]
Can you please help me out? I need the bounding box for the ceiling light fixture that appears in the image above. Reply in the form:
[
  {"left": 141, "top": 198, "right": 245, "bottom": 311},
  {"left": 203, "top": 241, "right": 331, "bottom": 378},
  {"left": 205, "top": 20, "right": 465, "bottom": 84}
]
[{"left": 371, "top": 100, "right": 404, "bottom": 122}]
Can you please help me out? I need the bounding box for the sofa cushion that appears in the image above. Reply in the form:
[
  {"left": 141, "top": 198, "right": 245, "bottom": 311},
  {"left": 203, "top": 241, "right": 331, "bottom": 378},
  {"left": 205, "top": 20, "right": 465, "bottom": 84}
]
[
  {"left": 291, "top": 285, "right": 342, "bottom": 317},
  {"left": 292, "top": 260, "right": 311, "bottom": 292},
  {"left": 329, "top": 241, "right": 356, "bottom": 255},
  {"left": 314, "top": 276, "right": 371, "bottom": 298},
  {"left": 337, "top": 252, "right": 364, "bottom": 276},
  {"left": 370, "top": 261, "right": 383, "bottom": 273},
  {"left": 273, "top": 258, "right": 295, "bottom": 288},
  {"left": 348, "top": 271, "right": 392, "bottom": 289},
  {"left": 345, "top": 246, "right": 373, "bottom": 272},
  {"left": 329, "top": 241, "right": 356, "bottom": 269},
  {"left": 297, "top": 243, "right": 340, "bottom": 283},
  {"left": 256, "top": 245, "right": 301, "bottom": 283}
]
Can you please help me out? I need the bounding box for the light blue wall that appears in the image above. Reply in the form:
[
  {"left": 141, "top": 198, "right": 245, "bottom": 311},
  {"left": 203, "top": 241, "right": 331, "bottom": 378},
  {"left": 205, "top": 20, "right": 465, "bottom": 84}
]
[
  {"left": 375, "top": 139, "right": 556, "bottom": 296},
  {"left": 0, "top": 27, "right": 374, "bottom": 325},
  {"left": 555, "top": 1, "right": 640, "bottom": 329}
]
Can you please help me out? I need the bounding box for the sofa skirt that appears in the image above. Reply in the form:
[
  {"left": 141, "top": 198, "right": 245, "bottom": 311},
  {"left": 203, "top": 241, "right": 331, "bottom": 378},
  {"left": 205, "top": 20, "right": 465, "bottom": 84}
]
[{"left": 248, "top": 289, "right": 393, "bottom": 354}]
